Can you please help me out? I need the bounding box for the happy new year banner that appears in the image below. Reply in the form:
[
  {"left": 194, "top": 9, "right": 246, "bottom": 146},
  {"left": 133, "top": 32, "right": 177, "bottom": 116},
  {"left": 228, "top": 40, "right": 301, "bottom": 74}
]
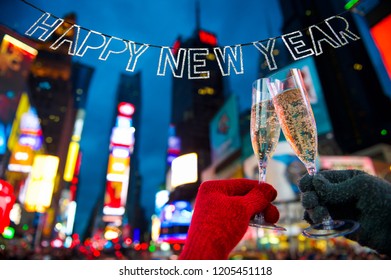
[{"left": 21, "top": 0, "right": 360, "bottom": 79}]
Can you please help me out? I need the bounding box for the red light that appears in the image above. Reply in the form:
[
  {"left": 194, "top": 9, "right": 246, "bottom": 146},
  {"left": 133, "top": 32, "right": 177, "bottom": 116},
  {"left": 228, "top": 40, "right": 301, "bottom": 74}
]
[
  {"left": 172, "top": 39, "right": 181, "bottom": 55},
  {"left": 140, "top": 242, "right": 148, "bottom": 250},
  {"left": 199, "top": 30, "right": 217, "bottom": 46},
  {"left": 172, "top": 243, "right": 181, "bottom": 251},
  {"left": 370, "top": 14, "right": 391, "bottom": 79},
  {"left": 70, "top": 185, "right": 77, "bottom": 201},
  {"left": 118, "top": 102, "right": 135, "bottom": 117},
  {"left": 93, "top": 250, "right": 101, "bottom": 257}
]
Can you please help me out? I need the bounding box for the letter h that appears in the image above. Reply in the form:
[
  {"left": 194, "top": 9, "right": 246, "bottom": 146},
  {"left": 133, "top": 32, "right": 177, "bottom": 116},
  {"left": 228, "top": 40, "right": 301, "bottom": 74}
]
[{"left": 25, "top": 12, "right": 64, "bottom": 42}]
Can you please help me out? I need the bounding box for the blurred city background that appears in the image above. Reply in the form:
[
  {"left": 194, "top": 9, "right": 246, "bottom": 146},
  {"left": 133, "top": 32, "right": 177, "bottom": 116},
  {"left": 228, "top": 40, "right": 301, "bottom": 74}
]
[{"left": 0, "top": 0, "right": 390, "bottom": 260}]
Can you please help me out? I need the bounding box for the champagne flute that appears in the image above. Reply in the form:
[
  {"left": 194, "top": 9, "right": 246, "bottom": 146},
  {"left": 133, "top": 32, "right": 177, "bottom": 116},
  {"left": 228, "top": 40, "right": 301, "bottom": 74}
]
[
  {"left": 249, "top": 78, "right": 286, "bottom": 231},
  {"left": 267, "top": 68, "right": 359, "bottom": 238}
]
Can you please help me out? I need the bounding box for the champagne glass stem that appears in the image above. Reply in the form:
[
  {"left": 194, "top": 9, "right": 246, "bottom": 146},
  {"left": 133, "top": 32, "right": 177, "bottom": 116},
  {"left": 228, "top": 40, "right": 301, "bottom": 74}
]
[
  {"left": 306, "top": 163, "right": 317, "bottom": 176},
  {"left": 258, "top": 161, "right": 267, "bottom": 183},
  {"left": 255, "top": 161, "right": 267, "bottom": 224},
  {"left": 306, "top": 162, "right": 339, "bottom": 232}
]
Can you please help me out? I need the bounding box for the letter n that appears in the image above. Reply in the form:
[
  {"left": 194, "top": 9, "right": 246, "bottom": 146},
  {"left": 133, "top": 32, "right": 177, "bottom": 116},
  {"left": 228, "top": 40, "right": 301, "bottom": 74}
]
[{"left": 157, "top": 47, "right": 186, "bottom": 78}]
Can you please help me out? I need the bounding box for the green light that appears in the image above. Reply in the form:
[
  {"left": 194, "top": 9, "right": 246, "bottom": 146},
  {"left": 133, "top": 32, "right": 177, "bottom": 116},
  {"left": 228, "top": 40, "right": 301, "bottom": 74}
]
[
  {"left": 344, "top": 0, "right": 359, "bottom": 10},
  {"left": 148, "top": 244, "right": 156, "bottom": 253},
  {"left": 381, "top": 129, "right": 388, "bottom": 136},
  {"left": 22, "top": 224, "right": 29, "bottom": 231},
  {"left": 2, "top": 227, "right": 15, "bottom": 239}
]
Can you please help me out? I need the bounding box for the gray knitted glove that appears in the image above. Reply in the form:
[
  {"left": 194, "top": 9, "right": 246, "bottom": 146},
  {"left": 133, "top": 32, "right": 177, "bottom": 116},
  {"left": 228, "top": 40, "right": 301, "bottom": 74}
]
[{"left": 298, "top": 170, "right": 391, "bottom": 256}]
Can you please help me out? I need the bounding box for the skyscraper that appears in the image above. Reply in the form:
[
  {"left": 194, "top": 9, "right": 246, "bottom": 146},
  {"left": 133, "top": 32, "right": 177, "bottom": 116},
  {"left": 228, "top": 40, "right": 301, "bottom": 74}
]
[
  {"left": 170, "top": 29, "right": 226, "bottom": 182},
  {"left": 114, "top": 72, "right": 146, "bottom": 238}
]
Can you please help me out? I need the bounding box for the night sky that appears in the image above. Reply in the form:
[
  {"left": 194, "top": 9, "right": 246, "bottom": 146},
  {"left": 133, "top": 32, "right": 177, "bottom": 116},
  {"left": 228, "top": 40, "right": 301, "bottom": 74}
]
[{"left": 0, "top": 0, "right": 283, "bottom": 228}]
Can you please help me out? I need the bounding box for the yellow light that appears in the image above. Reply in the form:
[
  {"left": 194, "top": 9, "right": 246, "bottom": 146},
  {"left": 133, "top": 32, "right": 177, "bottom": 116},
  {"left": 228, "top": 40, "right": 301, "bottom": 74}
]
[
  {"left": 353, "top": 63, "right": 363, "bottom": 70},
  {"left": 106, "top": 155, "right": 130, "bottom": 178},
  {"left": 207, "top": 53, "right": 216, "bottom": 60},
  {"left": 3, "top": 34, "right": 38, "bottom": 56},
  {"left": 269, "top": 236, "right": 280, "bottom": 244},
  {"left": 298, "top": 234, "right": 307, "bottom": 242},
  {"left": 171, "top": 153, "right": 198, "bottom": 188},
  {"left": 71, "top": 135, "right": 81, "bottom": 142},
  {"left": 24, "top": 155, "right": 59, "bottom": 212},
  {"left": 151, "top": 215, "right": 161, "bottom": 242},
  {"left": 198, "top": 87, "right": 215, "bottom": 95},
  {"left": 63, "top": 142, "right": 80, "bottom": 182},
  {"left": 104, "top": 230, "right": 119, "bottom": 240},
  {"left": 8, "top": 93, "right": 30, "bottom": 151}
]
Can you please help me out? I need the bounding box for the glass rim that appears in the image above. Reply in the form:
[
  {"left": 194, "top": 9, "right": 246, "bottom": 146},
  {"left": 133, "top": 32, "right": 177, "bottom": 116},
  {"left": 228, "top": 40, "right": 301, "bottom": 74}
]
[
  {"left": 251, "top": 77, "right": 273, "bottom": 101},
  {"left": 266, "top": 68, "right": 302, "bottom": 81}
]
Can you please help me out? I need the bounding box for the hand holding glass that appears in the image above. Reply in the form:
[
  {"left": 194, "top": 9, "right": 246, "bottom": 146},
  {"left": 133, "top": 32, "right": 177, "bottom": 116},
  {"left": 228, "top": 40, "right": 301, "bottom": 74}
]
[{"left": 267, "top": 68, "right": 359, "bottom": 238}]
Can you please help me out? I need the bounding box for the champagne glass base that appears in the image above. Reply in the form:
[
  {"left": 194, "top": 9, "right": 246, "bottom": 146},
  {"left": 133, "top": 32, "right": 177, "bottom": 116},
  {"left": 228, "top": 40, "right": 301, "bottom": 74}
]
[
  {"left": 302, "top": 220, "right": 360, "bottom": 239},
  {"left": 249, "top": 214, "right": 286, "bottom": 231},
  {"left": 249, "top": 221, "right": 287, "bottom": 231}
]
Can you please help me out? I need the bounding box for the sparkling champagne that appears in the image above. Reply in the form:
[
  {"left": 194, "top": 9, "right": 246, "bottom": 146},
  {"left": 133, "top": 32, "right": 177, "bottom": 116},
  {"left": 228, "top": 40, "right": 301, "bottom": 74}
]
[
  {"left": 273, "top": 88, "right": 318, "bottom": 168},
  {"left": 250, "top": 100, "right": 280, "bottom": 171}
]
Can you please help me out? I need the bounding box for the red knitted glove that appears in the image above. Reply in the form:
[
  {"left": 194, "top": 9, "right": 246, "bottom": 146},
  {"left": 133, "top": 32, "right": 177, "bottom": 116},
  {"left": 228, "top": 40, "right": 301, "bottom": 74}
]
[{"left": 179, "top": 179, "right": 279, "bottom": 260}]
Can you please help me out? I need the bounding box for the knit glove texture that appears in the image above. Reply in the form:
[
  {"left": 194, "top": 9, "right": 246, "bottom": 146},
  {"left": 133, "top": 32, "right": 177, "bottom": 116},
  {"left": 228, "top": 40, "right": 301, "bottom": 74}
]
[
  {"left": 179, "top": 179, "right": 279, "bottom": 260},
  {"left": 299, "top": 170, "right": 391, "bottom": 256}
]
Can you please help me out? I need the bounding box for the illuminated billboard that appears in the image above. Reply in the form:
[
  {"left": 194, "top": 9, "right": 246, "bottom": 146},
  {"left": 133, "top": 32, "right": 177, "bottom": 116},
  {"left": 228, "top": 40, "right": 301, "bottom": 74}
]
[
  {"left": 158, "top": 200, "right": 193, "bottom": 244},
  {"left": 24, "top": 155, "right": 59, "bottom": 213},
  {"left": 370, "top": 14, "right": 391, "bottom": 79},
  {"left": 103, "top": 102, "right": 135, "bottom": 220},
  {"left": 209, "top": 95, "right": 241, "bottom": 164},
  {"left": 171, "top": 153, "right": 198, "bottom": 188},
  {"left": 7, "top": 142, "right": 34, "bottom": 173},
  {"left": 320, "top": 155, "right": 376, "bottom": 175},
  {"left": 6, "top": 94, "right": 43, "bottom": 173}
]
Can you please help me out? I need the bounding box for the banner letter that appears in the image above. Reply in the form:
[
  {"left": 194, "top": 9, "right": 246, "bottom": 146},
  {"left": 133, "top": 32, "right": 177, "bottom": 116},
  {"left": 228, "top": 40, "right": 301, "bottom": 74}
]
[
  {"left": 25, "top": 12, "right": 64, "bottom": 41},
  {"left": 282, "top": 31, "right": 314, "bottom": 60},
  {"left": 188, "top": 48, "right": 209, "bottom": 79},
  {"left": 76, "top": 30, "right": 107, "bottom": 57},
  {"left": 157, "top": 47, "right": 186, "bottom": 78},
  {"left": 325, "top": 15, "right": 360, "bottom": 45},
  {"left": 252, "top": 39, "right": 277, "bottom": 71},
  {"left": 125, "top": 42, "right": 149, "bottom": 72},
  {"left": 309, "top": 25, "right": 341, "bottom": 56},
  {"left": 214, "top": 45, "right": 244, "bottom": 76},
  {"left": 50, "top": 25, "right": 80, "bottom": 55},
  {"left": 99, "top": 37, "right": 128, "bottom": 61}
]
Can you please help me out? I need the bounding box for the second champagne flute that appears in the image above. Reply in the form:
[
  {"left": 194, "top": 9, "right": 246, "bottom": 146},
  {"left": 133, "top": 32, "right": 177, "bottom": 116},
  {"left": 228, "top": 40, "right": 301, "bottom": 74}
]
[
  {"left": 267, "top": 68, "right": 359, "bottom": 238},
  {"left": 250, "top": 78, "right": 286, "bottom": 231}
]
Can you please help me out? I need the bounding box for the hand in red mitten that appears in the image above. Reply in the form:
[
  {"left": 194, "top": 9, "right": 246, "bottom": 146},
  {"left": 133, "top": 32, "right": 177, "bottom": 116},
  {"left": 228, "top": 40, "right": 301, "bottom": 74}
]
[{"left": 179, "top": 179, "right": 279, "bottom": 260}]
